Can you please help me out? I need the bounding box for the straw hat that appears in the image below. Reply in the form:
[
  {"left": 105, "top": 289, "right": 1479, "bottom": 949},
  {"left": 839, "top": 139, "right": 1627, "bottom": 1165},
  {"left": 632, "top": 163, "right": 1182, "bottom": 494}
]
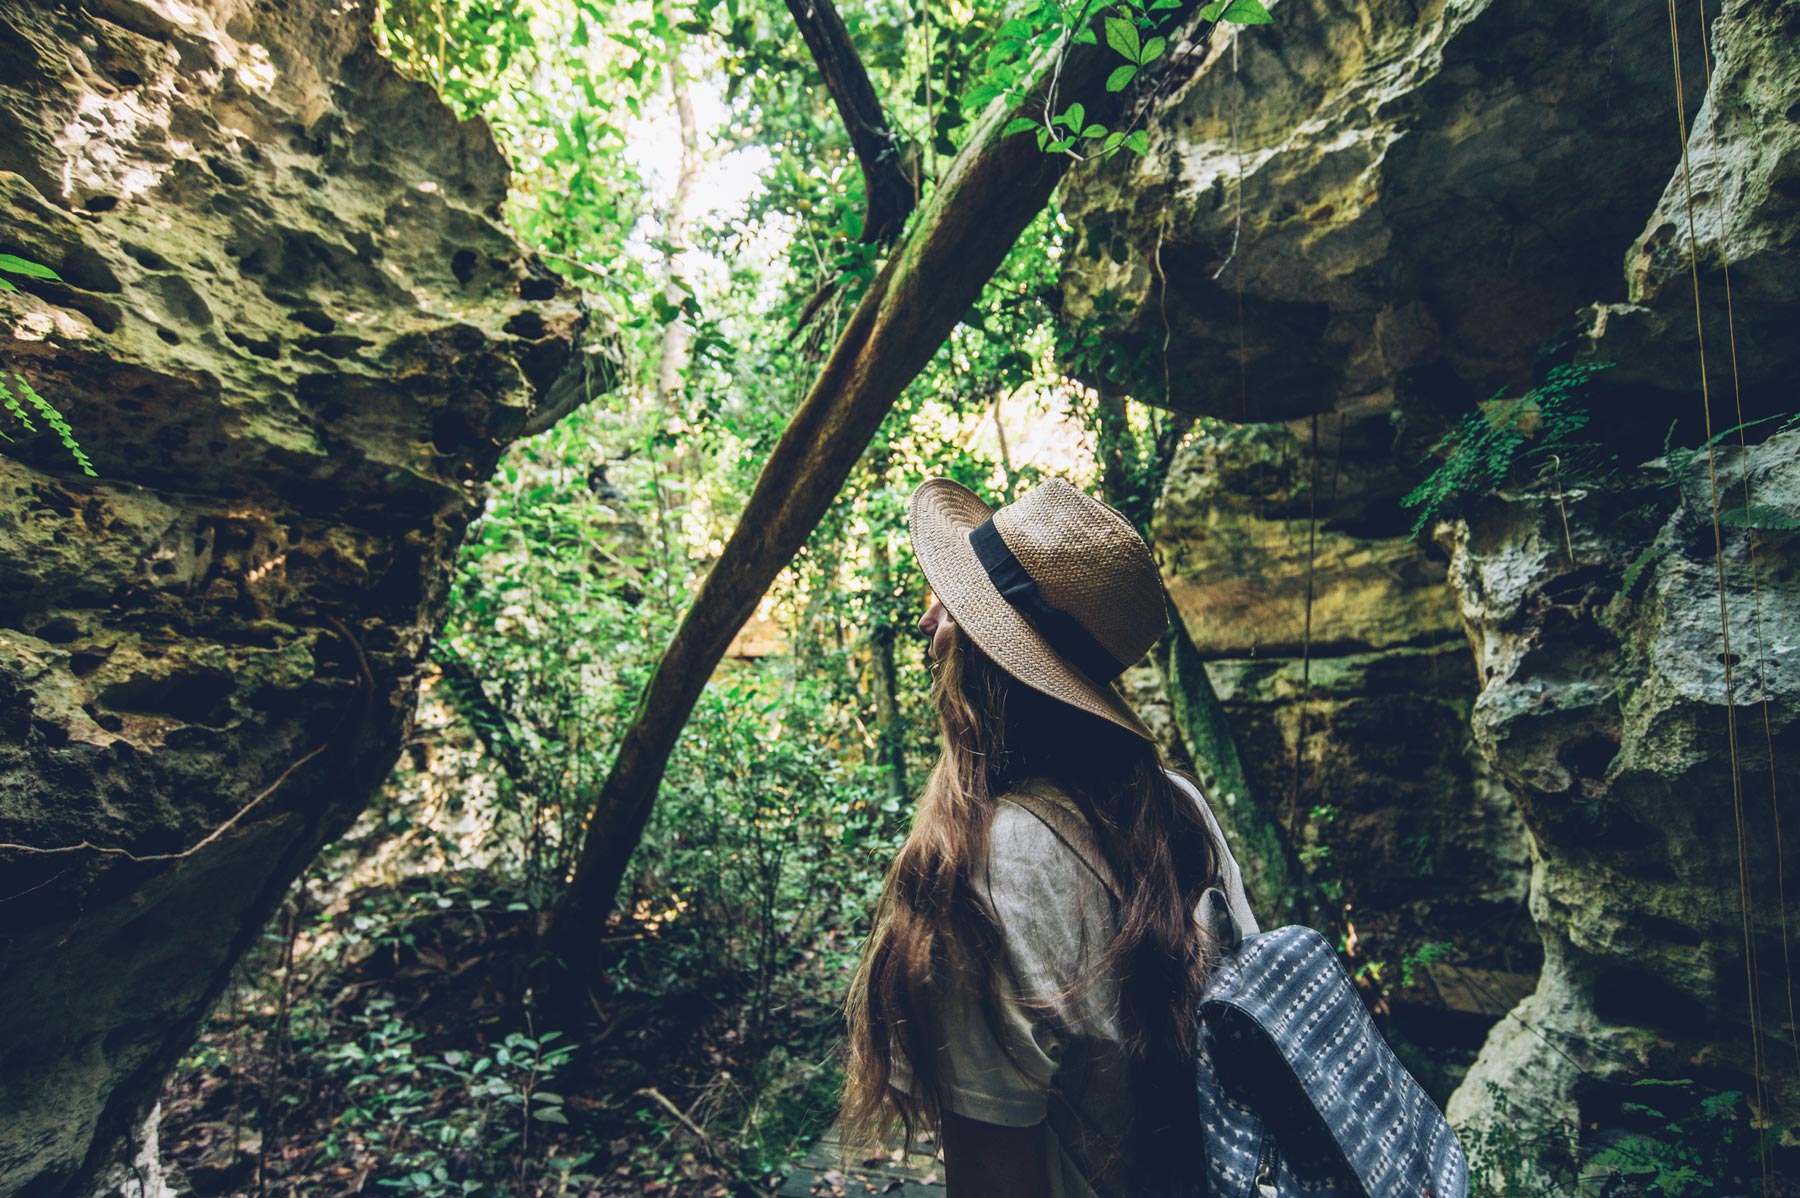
[{"left": 908, "top": 475, "right": 1168, "bottom": 741}]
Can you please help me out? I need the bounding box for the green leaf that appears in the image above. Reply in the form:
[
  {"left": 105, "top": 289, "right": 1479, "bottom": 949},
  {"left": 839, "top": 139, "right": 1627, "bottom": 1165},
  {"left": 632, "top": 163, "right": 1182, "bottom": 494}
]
[
  {"left": 1140, "top": 35, "right": 1166, "bottom": 63},
  {"left": 0, "top": 254, "right": 59, "bottom": 280},
  {"left": 1150, "top": 0, "right": 1184, "bottom": 8},
  {"left": 1102, "top": 130, "right": 1126, "bottom": 152},
  {"left": 1002, "top": 116, "right": 1038, "bottom": 137},
  {"left": 1059, "top": 102, "right": 1085, "bottom": 130},
  {"left": 1721, "top": 504, "right": 1800, "bottom": 530},
  {"left": 1071, "top": 26, "right": 1098, "bottom": 43},
  {"left": 965, "top": 81, "right": 1002, "bottom": 107},
  {"left": 0, "top": 277, "right": 16, "bottom": 293},
  {"left": 1220, "top": 0, "right": 1273, "bottom": 23},
  {"left": 1105, "top": 64, "right": 1137, "bottom": 92},
  {"left": 1199, "top": 0, "right": 1226, "bottom": 17},
  {"left": 1125, "top": 129, "right": 1150, "bottom": 154},
  {"left": 1104, "top": 15, "right": 1140, "bottom": 60},
  {"left": 532, "top": 1107, "right": 570, "bottom": 1124},
  {"left": 1082, "top": 123, "right": 1108, "bottom": 138}
]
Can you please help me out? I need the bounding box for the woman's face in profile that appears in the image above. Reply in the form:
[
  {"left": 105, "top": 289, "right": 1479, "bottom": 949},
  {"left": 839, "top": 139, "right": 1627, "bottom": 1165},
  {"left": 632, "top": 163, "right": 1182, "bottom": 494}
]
[{"left": 919, "top": 595, "right": 956, "bottom": 664}]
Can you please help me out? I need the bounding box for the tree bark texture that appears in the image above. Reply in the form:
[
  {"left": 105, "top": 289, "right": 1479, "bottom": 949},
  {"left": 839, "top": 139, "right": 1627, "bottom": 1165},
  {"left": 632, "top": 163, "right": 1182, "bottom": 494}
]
[{"left": 0, "top": 3, "right": 605, "bottom": 1194}]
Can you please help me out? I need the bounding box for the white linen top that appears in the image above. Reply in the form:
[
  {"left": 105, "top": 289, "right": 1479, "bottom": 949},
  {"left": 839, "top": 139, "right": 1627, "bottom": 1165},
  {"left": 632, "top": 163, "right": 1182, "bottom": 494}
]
[{"left": 894, "top": 770, "right": 1260, "bottom": 1198}]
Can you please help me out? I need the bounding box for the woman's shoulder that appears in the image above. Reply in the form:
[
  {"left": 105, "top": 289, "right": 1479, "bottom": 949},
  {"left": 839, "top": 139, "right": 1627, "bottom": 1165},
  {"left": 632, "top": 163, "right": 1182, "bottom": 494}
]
[{"left": 988, "top": 784, "right": 1115, "bottom": 899}]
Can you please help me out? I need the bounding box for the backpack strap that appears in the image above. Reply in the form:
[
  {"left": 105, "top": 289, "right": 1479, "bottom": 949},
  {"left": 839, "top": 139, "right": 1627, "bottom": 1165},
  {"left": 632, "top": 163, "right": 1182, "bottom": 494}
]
[
  {"left": 999, "top": 789, "right": 1120, "bottom": 901},
  {"left": 1000, "top": 788, "right": 1242, "bottom": 953}
]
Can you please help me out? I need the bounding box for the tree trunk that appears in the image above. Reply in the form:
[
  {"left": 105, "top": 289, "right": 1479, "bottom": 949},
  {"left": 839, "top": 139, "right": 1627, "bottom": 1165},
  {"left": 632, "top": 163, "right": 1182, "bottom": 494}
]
[
  {"left": 548, "top": 0, "right": 1224, "bottom": 973},
  {"left": 866, "top": 451, "right": 910, "bottom": 802},
  {"left": 655, "top": 52, "right": 702, "bottom": 412},
  {"left": 0, "top": 3, "right": 603, "bottom": 1194}
]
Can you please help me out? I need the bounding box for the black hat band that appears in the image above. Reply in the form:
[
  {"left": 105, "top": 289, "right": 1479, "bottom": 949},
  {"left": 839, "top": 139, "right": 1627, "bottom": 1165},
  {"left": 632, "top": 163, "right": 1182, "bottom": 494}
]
[{"left": 969, "top": 516, "right": 1128, "bottom": 683}]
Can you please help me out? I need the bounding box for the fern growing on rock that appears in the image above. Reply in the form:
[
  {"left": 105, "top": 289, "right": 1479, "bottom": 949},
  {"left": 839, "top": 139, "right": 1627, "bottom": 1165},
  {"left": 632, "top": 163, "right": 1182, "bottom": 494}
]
[{"left": 1401, "top": 361, "right": 1614, "bottom": 537}]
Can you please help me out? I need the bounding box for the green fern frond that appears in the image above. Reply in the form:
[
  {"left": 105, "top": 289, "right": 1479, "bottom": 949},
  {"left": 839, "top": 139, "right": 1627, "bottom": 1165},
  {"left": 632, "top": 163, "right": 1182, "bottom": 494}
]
[
  {"left": 1719, "top": 504, "right": 1800, "bottom": 532},
  {"left": 0, "top": 373, "right": 35, "bottom": 436},
  {"left": 1400, "top": 361, "right": 1614, "bottom": 537},
  {"left": 1, "top": 372, "right": 97, "bottom": 476},
  {"left": 1619, "top": 542, "right": 1671, "bottom": 597}
]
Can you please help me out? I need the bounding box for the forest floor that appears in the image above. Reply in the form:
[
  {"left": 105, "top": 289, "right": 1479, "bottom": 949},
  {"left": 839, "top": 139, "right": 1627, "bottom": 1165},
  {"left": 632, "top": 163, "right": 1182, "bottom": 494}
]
[{"left": 157, "top": 875, "right": 856, "bottom": 1198}]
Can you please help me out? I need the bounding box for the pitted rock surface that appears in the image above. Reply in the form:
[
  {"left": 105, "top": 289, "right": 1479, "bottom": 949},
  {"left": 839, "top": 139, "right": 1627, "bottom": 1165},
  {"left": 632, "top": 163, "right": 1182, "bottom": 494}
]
[
  {"left": 0, "top": 2, "right": 609, "bottom": 1195},
  {"left": 1062, "top": 0, "right": 1800, "bottom": 1174},
  {"left": 1439, "top": 431, "right": 1800, "bottom": 1179}
]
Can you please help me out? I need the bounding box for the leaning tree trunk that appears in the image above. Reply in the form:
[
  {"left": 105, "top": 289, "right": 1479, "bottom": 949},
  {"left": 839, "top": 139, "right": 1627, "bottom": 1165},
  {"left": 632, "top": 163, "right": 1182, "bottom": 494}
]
[
  {"left": 0, "top": 3, "right": 604, "bottom": 1196},
  {"left": 547, "top": 0, "right": 1229, "bottom": 972}
]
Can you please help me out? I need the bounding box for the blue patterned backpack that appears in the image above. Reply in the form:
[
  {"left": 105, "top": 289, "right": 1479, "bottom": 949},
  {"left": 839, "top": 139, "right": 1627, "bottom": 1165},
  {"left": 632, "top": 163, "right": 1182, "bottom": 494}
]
[{"left": 1194, "top": 887, "right": 1470, "bottom": 1198}]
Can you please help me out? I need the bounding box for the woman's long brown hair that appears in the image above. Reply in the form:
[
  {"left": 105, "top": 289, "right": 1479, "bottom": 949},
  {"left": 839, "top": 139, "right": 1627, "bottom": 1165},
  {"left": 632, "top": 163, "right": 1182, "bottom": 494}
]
[{"left": 842, "top": 621, "right": 1224, "bottom": 1189}]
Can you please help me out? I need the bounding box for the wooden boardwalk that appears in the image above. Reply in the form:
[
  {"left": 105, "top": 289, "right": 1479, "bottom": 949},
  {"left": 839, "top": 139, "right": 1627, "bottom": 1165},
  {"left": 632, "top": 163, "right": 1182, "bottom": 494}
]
[{"left": 778, "top": 1123, "right": 946, "bottom": 1198}]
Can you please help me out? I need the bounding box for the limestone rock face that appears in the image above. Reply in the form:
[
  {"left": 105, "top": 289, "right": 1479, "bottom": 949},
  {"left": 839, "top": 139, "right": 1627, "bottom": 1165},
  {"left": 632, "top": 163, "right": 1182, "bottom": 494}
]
[
  {"left": 1441, "top": 432, "right": 1800, "bottom": 1179},
  {"left": 1058, "top": 0, "right": 1706, "bottom": 423},
  {"left": 1153, "top": 411, "right": 1536, "bottom": 1082},
  {"left": 0, "top": 3, "right": 605, "bottom": 1195},
  {"left": 1583, "top": 0, "right": 1800, "bottom": 414},
  {"left": 1061, "top": 0, "right": 1800, "bottom": 1171}
]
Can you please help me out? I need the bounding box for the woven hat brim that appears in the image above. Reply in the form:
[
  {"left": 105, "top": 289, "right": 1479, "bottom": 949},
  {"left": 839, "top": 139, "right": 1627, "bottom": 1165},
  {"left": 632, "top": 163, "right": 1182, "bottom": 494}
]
[{"left": 908, "top": 478, "right": 1156, "bottom": 742}]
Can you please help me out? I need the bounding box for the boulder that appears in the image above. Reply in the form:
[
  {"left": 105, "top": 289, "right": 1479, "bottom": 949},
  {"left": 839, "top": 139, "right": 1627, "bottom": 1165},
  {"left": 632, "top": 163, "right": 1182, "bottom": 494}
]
[{"left": 0, "top": 2, "right": 609, "bottom": 1195}]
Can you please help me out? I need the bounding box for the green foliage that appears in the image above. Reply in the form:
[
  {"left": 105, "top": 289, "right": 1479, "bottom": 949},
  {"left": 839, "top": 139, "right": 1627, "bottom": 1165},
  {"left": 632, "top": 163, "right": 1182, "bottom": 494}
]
[
  {"left": 435, "top": 419, "right": 662, "bottom": 906},
  {"left": 625, "top": 671, "right": 908, "bottom": 1011},
  {"left": 0, "top": 252, "right": 60, "bottom": 291},
  {"left": 1461, "top": 1077, "right": 1784, "bottom": 1198},
  {"left": 1462, "top": 1080, "right": 1580, "bottom": 1198},
  {"left": 1398, "top": 940, "right": 1454, "bottom": 989},
  {"left": 990, "top": 0, "right": 1273, "bottom": 161},
  {"left": 321, "top": 999, "right": 587, "bottom": 1196},
  {"left": 1400, "top": 829, "right": 1437, "bottom": 878},
  {"left": 1617, "top": 539, "right": 1672, "bottom": 599},
  {"left": 0, "top": 370, "right": 96, "bottom": 476},
  {"left": 1401, "top": 361, "right": 1615, "bottom": 537},
  {"left": 1203, "top": 0, "right": 1272, "bottom": 23},
  {"left": 1588, "top": 1081, "right": 1784, "bottom": 1197}
]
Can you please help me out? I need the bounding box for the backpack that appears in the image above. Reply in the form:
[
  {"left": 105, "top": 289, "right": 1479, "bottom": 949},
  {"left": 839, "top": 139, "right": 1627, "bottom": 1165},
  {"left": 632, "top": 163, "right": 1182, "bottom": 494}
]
[
  {"left": 1001, "top": 790, "right": 1470, "bottom": 1198},
  {"left": 1194, "top": 887, "right": 1469, "bottom": 1198}
]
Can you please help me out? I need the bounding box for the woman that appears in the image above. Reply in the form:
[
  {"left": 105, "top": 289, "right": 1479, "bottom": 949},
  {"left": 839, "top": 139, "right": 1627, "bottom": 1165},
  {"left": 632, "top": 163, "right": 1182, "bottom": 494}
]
[{"left": 843, "top": 476, "right": 1260, "bottom": 1198}]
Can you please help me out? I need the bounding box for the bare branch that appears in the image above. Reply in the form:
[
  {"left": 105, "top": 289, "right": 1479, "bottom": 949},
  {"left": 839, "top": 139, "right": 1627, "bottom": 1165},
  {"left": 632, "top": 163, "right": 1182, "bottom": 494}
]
[{"left": 785, "top": 0, "right": 918, "bottom": 244}]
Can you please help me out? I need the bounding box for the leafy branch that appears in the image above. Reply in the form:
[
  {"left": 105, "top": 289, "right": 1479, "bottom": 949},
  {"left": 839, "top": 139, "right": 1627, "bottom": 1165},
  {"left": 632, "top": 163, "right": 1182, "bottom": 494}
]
[{"left": 990, "top": 0, "right": 1272, "bottom": 161}]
